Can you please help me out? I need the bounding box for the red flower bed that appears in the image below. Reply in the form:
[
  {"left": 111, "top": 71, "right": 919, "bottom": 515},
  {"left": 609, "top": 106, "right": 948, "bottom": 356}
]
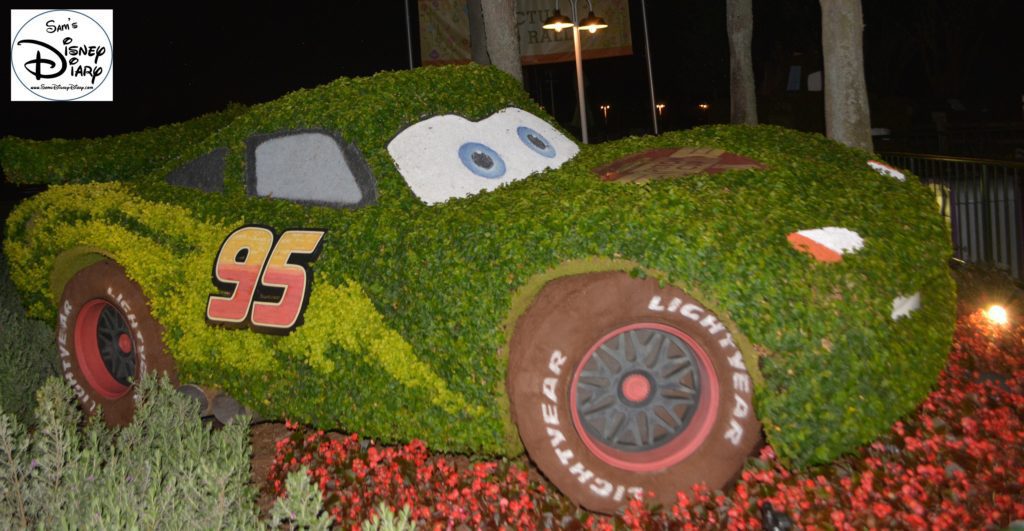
[
  {"left": 267, "top": 424, "right": 576, "bottom": 528},
  {"left": 268, "top": 309, "right": 1024, "bottom": 529}
]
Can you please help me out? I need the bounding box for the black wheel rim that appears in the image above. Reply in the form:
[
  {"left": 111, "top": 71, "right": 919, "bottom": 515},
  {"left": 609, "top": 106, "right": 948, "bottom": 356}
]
[
  {"left": 573, "top": 326, "right": 703, "bottom": 452},
  {"left": 95, "top": 304, "right": 136, "bottom": 386}
]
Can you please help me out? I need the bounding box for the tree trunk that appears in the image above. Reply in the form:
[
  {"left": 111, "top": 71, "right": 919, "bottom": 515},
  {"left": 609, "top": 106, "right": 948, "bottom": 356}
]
[
  {"left": 820, "top": 0, "right": 873, "bottom": 151},
  {"left": 467, "top": 0, "right": 489, "bottom": 65},
  {"left": 726, "top": 0, "right": 758, "bottom": 125},
  {"left": 480, "top": 0, "right": 523, "bottom": 83}
]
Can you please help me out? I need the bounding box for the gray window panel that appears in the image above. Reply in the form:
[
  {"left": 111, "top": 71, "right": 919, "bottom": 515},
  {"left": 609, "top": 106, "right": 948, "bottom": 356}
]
[
  {"left": 165, "top": 148, "right": 227, "bottom": 192},
  {"left": 245, "top": 129, "right": 377, "bottom": 209}
]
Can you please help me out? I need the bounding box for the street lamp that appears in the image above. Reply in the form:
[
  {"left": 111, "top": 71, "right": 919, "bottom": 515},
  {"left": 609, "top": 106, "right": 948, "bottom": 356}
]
[
  {"left": 579, "top": 11, "right": 608, "bottom": 33},
  {"left": 599, "top": 104, "right": 611, "bottom": 140},
  {"left": 656, "top": 103, "right": 665, "bottom": 116},
  {"left": 543, "top": 0, "right": 607, "bottom": 144}
]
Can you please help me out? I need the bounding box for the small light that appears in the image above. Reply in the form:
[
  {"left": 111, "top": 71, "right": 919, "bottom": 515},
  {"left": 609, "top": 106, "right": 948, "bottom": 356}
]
[
  {"left": 579, "top": 11, "right": 608, "bottom": 33},
  {"left": 542, "top": 10, "right": 575, "bottom": 32},
  {"left": 698, "top": 102, "right": 710, "bottom": 111},
  {"left": 986, "top": 305, "right": 1009, "bottom": 326}
]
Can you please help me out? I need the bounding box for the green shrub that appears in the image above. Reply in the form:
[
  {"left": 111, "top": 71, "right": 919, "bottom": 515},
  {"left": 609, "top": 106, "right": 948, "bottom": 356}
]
[
  {"left": 0, "top": 258, "right": 57, "bottom": 423},
  {"left": 0, "top": 103, "right": 247, "bottom": 186},
  {"left": 2, "top": 64, "right": 956, "bottom": 465},
  {"left": 0, "top": 375, "right": 258, "bottom": 528},
  {"left": 361, "top": 503, "right": 415, "bottom": 531},
  {"left": 269, "top": 466, "right": 333, "bottom": 530}
]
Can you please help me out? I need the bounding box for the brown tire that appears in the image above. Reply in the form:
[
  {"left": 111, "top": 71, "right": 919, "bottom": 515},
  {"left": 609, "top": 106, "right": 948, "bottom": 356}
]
[
  {"left": 56, "top": 259, "right": 177, "bottom": 425},
  {"left": 507, "top": 271, "right": 761, "bottom": 514}
]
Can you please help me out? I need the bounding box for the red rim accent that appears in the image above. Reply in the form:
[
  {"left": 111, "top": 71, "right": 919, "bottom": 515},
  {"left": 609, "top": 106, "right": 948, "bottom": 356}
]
[
  {"left": 569, "top": 322, "right": 720, "bottom": 473},
  {"left": 622, "top": 373, "right": 652, "bottom": 403},
  {"left": 117, "top": 333, "right": 132, "bottom": 353},
  {"left": 74, "top": 299, "right": 132, "bottom": 399}
]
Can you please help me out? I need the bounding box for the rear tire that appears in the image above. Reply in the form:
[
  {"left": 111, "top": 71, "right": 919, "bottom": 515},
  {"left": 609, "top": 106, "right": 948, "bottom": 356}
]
[
  {"left": 57, "top": 259, "right": 177, "bottom": 425},
  {"left": 507, "top": 271, "right": 761, "bottom": 514}
]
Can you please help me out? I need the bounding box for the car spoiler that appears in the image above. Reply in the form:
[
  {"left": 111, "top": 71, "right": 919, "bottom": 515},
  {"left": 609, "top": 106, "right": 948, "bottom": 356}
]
[{"left": 0, "top": 103, "right": 247, "bottom": 185}]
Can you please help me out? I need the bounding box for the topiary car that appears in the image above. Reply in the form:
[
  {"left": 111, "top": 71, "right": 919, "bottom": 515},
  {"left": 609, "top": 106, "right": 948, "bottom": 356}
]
[{"left": 1, "top": 64, "right": 955, "bottom": 513}]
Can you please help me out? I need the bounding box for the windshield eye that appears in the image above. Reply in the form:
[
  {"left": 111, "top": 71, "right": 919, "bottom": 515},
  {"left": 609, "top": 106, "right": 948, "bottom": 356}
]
[
  {"left": 388, "top": 108, "right": 579, "bottom": 204},
  {"left": 459, "top": 142, "right": 506, "bottom": 179},
  {"left": 517, "top": 126, "right": 556, "bottom": 158}
]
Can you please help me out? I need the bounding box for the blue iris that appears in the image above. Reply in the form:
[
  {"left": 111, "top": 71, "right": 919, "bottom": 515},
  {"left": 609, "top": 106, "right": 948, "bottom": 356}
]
[
  {"left": 458, "top": 142, "right": 506, "bottom": 179},
  {"left": 517, "top": 126, "right": 556, "bottom": 158}
]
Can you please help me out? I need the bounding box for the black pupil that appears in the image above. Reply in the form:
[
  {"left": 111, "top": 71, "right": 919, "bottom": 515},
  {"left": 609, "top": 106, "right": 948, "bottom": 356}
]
[
  {"left": 527, "top": 134, "right": 547, "bottom": 149},
  {"left": 472, "top": 151, "right": 494, "bottom": 169}
]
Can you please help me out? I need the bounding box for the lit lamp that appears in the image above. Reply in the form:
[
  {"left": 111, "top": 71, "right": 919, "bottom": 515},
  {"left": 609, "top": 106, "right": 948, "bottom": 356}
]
[
  {"left": 698, "top": 102, "right": 710, "bottom": 124},
  {"left": 656, "top": 103, "right": 665, "bottom": 116},
  {"left": 986, "top": 304, "right": 1009, "bottom": 326},
  {"left": 543, "top": 0, "right": 607, "bottom": 144},
  {"left": 542, "top": 10, "right": 573, "bottom": 32},
  {"left": 579, "top": 12, "right": 608, "bottom": 33}
]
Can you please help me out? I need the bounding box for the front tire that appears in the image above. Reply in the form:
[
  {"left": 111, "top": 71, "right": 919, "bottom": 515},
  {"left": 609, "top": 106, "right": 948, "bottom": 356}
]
[
  {"left": 507, "top": 271, "right": 761, "bottom": 514},
  {"left": 57, "top": 259, "right": 177, "bottom": 425}
]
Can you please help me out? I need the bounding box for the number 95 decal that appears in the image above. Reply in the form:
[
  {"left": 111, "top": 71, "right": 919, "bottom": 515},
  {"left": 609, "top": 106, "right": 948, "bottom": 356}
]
[{"left": 207, "top": 225, "right": 326, "bottom": 333}]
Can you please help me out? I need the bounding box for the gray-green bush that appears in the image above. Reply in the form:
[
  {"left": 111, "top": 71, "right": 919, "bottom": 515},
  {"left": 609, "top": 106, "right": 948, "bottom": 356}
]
[
  {"left": 361, "top": 502, "right": 415, "bottom": 531},
  {"left": 269, "top": 466, "right": 333, "bottom": 530},
  {"left": 0, "top": 375, "right": 259, "bottom": 529},
  {"left": 0, "top": 258, "right": 57, "bottom": 423}
]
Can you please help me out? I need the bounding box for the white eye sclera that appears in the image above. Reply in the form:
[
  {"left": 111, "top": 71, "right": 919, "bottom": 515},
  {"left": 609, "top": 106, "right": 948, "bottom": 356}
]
[{"left": 388, "top": 107, "right": 579, "bottom": 205}]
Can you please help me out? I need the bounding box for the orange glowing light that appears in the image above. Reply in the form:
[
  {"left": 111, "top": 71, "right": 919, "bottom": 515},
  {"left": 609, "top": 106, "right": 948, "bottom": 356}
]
[{"left": 986, "top": 304, "right": 1009, "bottom": 326}]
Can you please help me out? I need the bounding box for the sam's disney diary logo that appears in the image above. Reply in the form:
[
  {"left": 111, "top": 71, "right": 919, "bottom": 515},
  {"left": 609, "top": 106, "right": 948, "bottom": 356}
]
[{"left": 10, "top": 9, "right": 113, "bottom": 101}]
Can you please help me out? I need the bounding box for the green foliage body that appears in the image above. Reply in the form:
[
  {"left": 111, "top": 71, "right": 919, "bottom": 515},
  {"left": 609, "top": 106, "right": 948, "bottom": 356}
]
[{"left": 1, "top": 65, "right": 956, "bottom": 465}]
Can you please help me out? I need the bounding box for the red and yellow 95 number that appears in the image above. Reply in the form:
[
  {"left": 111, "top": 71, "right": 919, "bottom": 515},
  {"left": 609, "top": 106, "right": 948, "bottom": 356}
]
[{"left": 207, "top": 225, "right": 326, "bottom": 333}]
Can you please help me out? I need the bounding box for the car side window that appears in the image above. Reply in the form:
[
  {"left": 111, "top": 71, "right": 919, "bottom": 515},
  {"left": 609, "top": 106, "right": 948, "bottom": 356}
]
[
  {"left": 246, "top": 130, "right": 377, "bottom": 209},
  {"left": 166, "top": 148, "right": 228, "bottom": 192}
]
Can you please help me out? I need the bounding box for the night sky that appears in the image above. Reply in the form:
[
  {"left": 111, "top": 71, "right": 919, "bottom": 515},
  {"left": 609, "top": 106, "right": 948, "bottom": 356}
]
[{"left": 3, "top": 1, "right": 1023, "bottom": 149}]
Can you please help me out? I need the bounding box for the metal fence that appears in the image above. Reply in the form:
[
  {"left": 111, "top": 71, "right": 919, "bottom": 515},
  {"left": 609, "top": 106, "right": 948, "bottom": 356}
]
[{"left": 882, "top": 152, "right": 1024, "bottom": 281}]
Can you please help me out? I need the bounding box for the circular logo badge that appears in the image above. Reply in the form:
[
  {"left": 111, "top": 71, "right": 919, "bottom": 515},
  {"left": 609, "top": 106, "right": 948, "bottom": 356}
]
[{"left": 10, "top": 9, "right": 113, "bottom": 101}]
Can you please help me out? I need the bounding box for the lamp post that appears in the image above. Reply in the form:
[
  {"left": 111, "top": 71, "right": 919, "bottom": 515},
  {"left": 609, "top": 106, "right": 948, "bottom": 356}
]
[
  {"left": 599, "top": 104, "right": 611, "bottom": 140},
  {"left": 543, "top": 1, "right": 607, "bottom": 144},
  {"left": 655, "top": 103, "right": 665, "bottom": 131}
]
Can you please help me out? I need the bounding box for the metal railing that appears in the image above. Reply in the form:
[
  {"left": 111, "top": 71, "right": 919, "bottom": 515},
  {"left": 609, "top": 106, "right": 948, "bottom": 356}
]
[
  {"left": 882, "top": 152, "right": 1024, "bottom": 280},
  {"left": 876, "top": 122, "right": 1024, "bottom": 162}
]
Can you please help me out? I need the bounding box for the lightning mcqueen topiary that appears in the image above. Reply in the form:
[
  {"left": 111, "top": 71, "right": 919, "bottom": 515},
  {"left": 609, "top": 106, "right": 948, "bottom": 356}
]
[{"left": 1, "top": 65, "right": 955, "bottom": 513}]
